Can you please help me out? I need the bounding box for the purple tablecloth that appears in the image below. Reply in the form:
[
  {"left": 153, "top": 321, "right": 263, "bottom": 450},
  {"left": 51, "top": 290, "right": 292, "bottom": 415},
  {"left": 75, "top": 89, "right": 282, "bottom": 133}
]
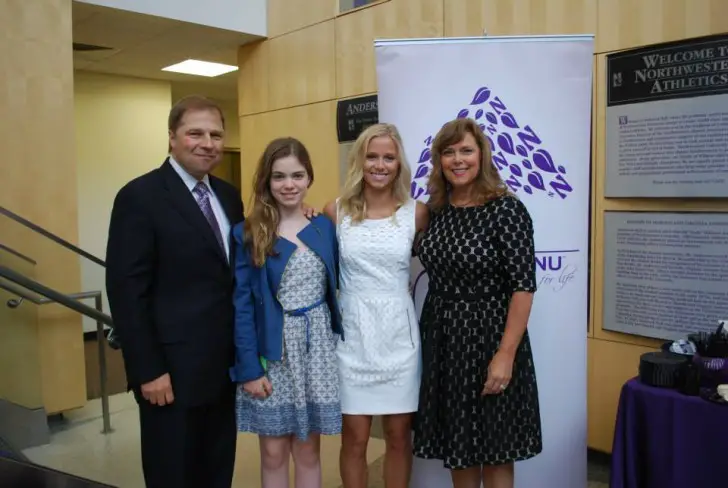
[{"left": 610, "top": 377, "right": 728, "bottom": 488}]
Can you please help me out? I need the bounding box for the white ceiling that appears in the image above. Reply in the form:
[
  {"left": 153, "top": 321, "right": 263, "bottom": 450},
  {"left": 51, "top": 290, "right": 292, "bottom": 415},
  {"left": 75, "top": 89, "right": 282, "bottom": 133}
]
[{"left": 71, "top": 1, "right": 262, "bottom": 101}]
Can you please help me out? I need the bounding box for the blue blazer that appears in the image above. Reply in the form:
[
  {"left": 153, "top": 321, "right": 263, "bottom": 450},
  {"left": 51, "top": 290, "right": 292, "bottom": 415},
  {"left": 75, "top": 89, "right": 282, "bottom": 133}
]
[{"left": 229, "top": 214, "right": 343, "bottom": 384}]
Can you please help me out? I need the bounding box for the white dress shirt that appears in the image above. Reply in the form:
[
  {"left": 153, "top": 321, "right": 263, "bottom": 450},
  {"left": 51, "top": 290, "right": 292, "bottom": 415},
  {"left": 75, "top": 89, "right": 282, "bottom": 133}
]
[{"left": 168, "top": 156, "right": 231, "bottom": 260}]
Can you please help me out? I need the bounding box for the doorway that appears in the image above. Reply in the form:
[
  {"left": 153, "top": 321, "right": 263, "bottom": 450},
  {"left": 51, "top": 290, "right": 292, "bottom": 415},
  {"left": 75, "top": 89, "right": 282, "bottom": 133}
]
[{"left": 211, "top": 149, "right": 241, "bottom": 195}]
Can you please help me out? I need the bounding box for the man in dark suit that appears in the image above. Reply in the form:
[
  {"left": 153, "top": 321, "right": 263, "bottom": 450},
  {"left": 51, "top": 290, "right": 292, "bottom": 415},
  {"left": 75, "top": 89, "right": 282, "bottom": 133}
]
[{"left": 105, "top": 95, "right": 244, "bottom": 488}]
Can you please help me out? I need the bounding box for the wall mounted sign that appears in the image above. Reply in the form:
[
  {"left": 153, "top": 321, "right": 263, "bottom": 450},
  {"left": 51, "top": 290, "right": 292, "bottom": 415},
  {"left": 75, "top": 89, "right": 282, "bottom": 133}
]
[
  {"left": 336, "top": 94, "right": 378, "bottom": 143},
  {"left": 602, "top": 210, "right": 728, "bottom": 340},
  {"left": 605, "top": 33, "right": 728, "bottom": 198}
]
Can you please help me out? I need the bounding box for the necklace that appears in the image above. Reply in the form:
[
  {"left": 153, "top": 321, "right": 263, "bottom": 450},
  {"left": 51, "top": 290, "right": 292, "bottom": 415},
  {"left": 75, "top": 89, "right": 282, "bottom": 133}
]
[{"left": 450, "top": 198, "right": 477, "bottom": 208}]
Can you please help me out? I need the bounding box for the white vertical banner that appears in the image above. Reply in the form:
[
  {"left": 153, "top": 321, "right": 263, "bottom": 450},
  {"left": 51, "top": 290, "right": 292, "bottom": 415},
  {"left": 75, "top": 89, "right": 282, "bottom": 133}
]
[{"left": 375, "top": 36, "right": 594, "bottom": 488}]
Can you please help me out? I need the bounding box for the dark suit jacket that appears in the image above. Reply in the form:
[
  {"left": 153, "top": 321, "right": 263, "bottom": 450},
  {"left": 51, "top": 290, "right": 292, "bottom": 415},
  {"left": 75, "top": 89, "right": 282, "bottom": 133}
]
[{"left": 105, "top": 159, "right": 244, "bottom": 407}]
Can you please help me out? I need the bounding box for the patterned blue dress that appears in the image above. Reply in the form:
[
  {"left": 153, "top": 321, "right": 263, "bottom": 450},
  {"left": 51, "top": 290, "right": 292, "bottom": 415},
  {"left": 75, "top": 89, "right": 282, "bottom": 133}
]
[{"left": 235, "top": 248, "right": 341, "bottom": 440}]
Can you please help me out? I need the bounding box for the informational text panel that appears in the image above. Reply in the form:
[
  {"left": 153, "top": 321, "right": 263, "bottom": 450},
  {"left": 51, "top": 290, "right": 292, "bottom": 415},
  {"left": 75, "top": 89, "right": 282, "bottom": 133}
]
[
  {"left": 603, "top": 211, "right": 728, "bottom": 340},
  {"left": 605, "top": 34, "right": 728, "bottom": 198}
]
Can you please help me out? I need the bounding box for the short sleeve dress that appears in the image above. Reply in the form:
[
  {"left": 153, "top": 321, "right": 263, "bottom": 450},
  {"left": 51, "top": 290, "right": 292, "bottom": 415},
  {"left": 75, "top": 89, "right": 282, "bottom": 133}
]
[{"left": 412, "top": 194, "right": 543, "bottom": 470}]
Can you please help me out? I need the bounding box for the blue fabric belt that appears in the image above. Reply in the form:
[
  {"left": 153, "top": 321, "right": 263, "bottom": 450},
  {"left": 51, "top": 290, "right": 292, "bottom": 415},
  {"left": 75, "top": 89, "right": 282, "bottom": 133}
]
[{"left": 284, "top": 296, "right": 326, "bottom": 353}]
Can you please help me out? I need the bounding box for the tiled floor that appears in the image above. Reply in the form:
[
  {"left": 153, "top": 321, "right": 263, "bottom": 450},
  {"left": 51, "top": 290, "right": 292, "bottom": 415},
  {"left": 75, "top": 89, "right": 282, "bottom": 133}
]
[
  {"left": 22, "top": 392, "right": 384, "bottom": 487},
  {"left": 357, "top": 452, "right": 610, "bottom": 488},
  {"left": 21, "top": 392, "right": 611, "bottom": 487}
]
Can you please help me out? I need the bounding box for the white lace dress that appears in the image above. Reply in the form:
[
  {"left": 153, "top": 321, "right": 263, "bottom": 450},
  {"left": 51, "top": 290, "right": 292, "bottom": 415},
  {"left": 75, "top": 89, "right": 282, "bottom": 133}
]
[{"left": 336, "top": 198, "right": 421, "bottom": 415}]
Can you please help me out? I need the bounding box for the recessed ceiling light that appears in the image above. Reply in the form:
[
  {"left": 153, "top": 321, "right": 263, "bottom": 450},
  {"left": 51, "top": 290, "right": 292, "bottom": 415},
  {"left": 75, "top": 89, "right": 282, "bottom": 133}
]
[{"left": 161, "top": 59, "right": 238, "bottom": 77}]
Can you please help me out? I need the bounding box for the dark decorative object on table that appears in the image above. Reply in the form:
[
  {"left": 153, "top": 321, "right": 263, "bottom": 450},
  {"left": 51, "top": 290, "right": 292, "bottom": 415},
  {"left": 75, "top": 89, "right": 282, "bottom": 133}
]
[
  {"left": 638, "top": 351, "right": 690, "bottom": 388},
  {"left": 689, "top": 322, "right": 728, "bottom": 389},
  {"left": 676, "top": 360, "right": 701, "bottom": 396},
  {"left": 690, "top": 327, "right": 728, "bottom": 357},
  {"left": 700, "top": 389, "right": 728, "bottom": 406},
  {"left": 659, "top": 340, "right": 702, "bottom": 395}
]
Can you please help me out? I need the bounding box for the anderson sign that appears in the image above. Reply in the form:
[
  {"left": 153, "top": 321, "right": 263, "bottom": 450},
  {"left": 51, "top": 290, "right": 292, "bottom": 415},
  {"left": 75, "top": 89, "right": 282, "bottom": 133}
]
[{"left": 336, "top": 94, "right": 379, "bottom": 143}]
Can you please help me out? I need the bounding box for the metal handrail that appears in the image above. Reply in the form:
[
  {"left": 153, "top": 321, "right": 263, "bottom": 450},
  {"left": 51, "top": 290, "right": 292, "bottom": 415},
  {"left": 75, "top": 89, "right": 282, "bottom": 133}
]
[
  {"left": 0, "top": 243, "right": 36, "bottom": 266},
  {"left": 0, "top": 267, "right": 112, "bottom": 325},
  {"left": 0, "top": 206, "right": 106, "bottom": 267},
  {"left": 0, "top": 207, "right": 121, "bottom": 350},
  {"left": 0, "top": 268, "right": 113, "bottom": 435}
]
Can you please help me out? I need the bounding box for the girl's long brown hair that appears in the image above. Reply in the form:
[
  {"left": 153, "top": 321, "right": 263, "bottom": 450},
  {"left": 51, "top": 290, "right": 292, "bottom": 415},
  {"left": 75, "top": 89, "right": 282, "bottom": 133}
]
[
  {"left": 427, "top": 118, "right": 509, "bottom": 212},
  {"left": 243, "top": 137, "right": 314, "bottom": 267}
]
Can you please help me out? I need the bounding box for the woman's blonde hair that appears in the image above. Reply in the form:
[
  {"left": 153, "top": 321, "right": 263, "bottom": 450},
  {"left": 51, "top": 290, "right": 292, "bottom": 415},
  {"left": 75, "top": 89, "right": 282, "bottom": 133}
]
[
  {"left": 244, "top": 137, "right": 314, "bottom": 267},
  {"left": 427, "top": 117, "right": 509, "bottom": 212},
  {"left": 339, "top": 123, "right": 412, "bottom": 223}
]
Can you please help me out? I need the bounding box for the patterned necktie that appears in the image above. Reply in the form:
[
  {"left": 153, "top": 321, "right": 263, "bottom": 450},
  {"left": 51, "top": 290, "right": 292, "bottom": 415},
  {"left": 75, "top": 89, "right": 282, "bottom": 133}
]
[{"left": 192, "top": 181, "right": 226, "bottom": 254}]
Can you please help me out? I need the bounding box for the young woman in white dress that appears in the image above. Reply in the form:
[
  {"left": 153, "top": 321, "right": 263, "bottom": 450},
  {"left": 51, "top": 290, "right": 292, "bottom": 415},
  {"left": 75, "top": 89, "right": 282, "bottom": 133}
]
[{"left": 323, "top": 123, "right": 429, "bottom": 488}]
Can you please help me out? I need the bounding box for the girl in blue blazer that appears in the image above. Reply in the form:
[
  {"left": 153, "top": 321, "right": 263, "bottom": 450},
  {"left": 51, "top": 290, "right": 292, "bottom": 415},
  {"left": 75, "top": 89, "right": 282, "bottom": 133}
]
[{"left": 229, "top": 137, "right": 343, "bottom": 488}]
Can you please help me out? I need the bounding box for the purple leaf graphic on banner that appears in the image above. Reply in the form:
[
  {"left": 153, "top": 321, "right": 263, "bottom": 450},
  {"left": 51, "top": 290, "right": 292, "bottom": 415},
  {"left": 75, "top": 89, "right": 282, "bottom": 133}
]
[
  {"left": 412, "top": 85, "right": 574, "bottom": 201},
  {"left": 415, "top": 165, "right": 429, "bottom": 178},
  {"left": 533, "top": 149, "right": 557, "bottom": 173},
  {"left": 501, "top": 112, "right": 519, "bottom": 129},
  {"left": 528, "top": 172, "right": 545, "bottom": 190},
  {"left": 470, "top": 87, "right": 491, "bottom": 105},
  {"left": 418, "top": 148, "right": 431, "bottom": 164},
  {"left": 497, "top": 133, "right": 515, "bottom": 155}
]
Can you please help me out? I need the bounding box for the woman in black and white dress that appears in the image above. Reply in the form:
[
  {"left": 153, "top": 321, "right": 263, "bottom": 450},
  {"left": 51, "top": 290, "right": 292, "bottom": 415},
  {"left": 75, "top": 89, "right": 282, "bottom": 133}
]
[{"left": 413, "top": 117, "right": 543, "bottom": 488}]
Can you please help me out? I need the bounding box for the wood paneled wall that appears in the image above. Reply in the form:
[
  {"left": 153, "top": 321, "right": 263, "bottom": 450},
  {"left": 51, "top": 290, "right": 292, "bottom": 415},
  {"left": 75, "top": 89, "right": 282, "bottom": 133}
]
[
  {"left": 239, "top": 101, "right": 339, "bottom": 209},
  {"left": 239, "top": 0, "right": 728, "bottom": 452},
  {"left": 596, "top": 0, "right": 728, "bottom": 53},
  {"left": 0, "top": 0, "right": 86, "bottom": 414},
  {"left": 444, "top": 0, "right": 597, "bottom": 38},
  {"left": 336, "top": 0, "right": 443, "bottom": 97}
]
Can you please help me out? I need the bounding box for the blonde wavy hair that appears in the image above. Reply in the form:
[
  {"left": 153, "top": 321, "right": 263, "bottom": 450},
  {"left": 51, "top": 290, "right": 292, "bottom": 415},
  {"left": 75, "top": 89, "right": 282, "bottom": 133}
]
[
  {"left": 427, "top": 117, "right": 510, "bottom": 212},
  {"left": 339, "top": 123, "right": 412, "bottom": 223},
  {"left": 244, "top": 137, "right": 314, "bottom": 267}
]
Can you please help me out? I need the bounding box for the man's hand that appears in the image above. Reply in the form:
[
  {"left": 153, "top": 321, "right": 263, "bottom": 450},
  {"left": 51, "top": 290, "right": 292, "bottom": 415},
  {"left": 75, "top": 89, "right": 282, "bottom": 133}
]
[
  {"left": 141, "top": 373, "right": 174, "bottom": 406},
  {"left": 302, "top": 202, "right": 320, "bottom": 219}
]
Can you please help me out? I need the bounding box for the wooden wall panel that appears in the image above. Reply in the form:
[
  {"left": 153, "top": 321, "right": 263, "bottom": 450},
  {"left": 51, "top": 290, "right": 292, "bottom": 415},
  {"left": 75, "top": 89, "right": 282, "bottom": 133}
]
[
  {"left": 85, "top": 341, "right": 127, "bottom": 400},
  {"left": 239, "top": 112, "right": 271, "bottom": 204},
  {"left": 268, "top": 21, "right": 337, "bottom": 110},
  {"left": 267, "top": 0, "right": 336, "bottom": 38},
  {"left": 597, "top": 0, "right": 728, "bottom": 53},
  {"left": 335, "top": 0, "right": 443, "bottom": 98},
  {"left": 237, "top": 41, "right": 270, "bottom": 116},
  {"left": 0, "top": 0, "right": 86, "bottom": 414},
  {"left": 239, "top": 101, "right": 339, "bottom": 210},
  {"left": 444, "top": 0, "right": 597, "bottom": 38},
  {"left": 587, "top": 338, "right": 655, "bottom": 452}
]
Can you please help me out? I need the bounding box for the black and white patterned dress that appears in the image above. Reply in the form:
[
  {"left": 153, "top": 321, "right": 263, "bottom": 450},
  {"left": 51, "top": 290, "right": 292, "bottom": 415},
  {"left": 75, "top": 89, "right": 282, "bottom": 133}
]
[
  {"left": 413, "top": 195, "right": 543, "bottom": 469},
  {"left": 235, "top": 248, "right": 341, "bottom": 440}
]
